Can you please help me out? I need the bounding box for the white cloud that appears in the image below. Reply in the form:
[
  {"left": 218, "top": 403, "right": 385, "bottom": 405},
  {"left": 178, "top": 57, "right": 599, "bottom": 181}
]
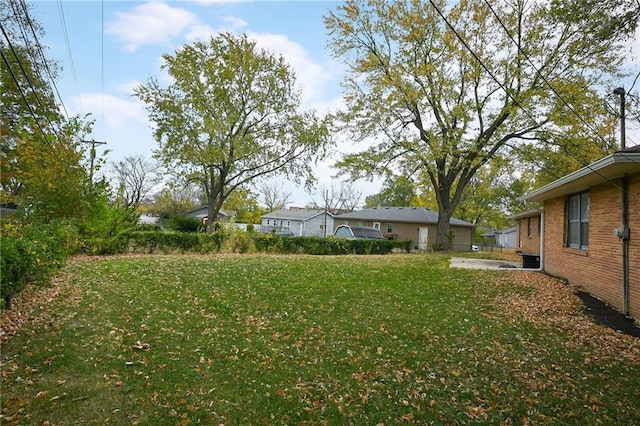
[
  {"left": 107, "top": 2, "right": 338, "bottom": 107},
  {"left": 116, "top": 81, "right": 143, "bottom": 95},
  {"left": 247, "top": 32, "right": 337, "bottom": 107},
  {"left": 106, "top": 2, "right": 199, "bottom": 52},
  {"left": 69, "top": 93, "right": 146, "bottom": 127},
  {"left": 185, "top": 16, "right": 248, "bottom": 42},
  {"left": 223, "top": 16, "right": 249, "bottom": 29},
  {"left": 185, "top": 23, "right": 217, "bottom": 42}
]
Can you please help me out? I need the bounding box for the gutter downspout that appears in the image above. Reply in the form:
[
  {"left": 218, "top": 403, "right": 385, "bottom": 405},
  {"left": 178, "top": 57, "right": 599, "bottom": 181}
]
[
  {"left": 622, "top": 176, "right": 630, "bottom": 315},
  {"left": 538, "top": 209, "right": 544, "bottom": 272}
]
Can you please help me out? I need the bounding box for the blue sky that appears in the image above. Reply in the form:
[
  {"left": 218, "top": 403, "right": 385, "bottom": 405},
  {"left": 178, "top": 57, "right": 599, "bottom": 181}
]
[
  {"left": 29, "top": 1, "right": 640, "bottom": 207},
  {"left": 33, "top": 0, "right": 368, "bottom": 206}
]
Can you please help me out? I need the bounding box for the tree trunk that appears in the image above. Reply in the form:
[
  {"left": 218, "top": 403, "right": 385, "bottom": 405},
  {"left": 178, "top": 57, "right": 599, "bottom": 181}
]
[
  {"left": 435, "top": 205, "right": 454, "bottom": 251},
  {"left": 206, "top": 168, "right": 221, "bottom": 233},
  {"left": 206, "top": 201, "right": 220, "bottom": 233}
]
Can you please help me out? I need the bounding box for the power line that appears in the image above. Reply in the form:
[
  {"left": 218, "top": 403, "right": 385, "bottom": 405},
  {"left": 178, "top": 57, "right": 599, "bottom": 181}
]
[
  {"left": 101, "top": 0, "right": 105, "bottom": 130},
  {"left": 481, "top": 0, "right": 636, "bottom": 160},
  {"left": 16, "top": 0, "right": 70, "bottom": 120},
  {"left": 0, "top": 22, "right": 63, "bottom": 138},
  {"left": 425, "top": 0, "right": 625, "bottom": 190},
  {"left": 0, "top": 38, "right": 63, "bottom": 164},
  {"left": 55, "top": 0, "right": 81, "bottom": 114}
]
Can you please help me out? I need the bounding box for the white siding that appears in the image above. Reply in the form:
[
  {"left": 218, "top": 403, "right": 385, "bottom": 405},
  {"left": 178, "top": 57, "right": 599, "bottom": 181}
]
[
  {"left": 289, "top": 220, "right": 303, "bottom": 236},
  {"left": 303, "top": 214, "right": 334, "bottom": 237}
]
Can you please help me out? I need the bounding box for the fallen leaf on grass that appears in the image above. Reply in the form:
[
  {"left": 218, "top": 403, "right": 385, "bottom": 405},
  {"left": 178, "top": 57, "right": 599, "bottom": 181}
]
[
  {"left": 132, "top": 341, "right": 150, "bottom": 350},
  {"left": 491, "top": 272, "right": 640, "bottom": 362}
]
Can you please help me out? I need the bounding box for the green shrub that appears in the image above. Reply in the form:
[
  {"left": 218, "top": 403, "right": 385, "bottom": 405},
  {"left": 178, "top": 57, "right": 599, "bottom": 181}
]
[
  {"left": 0, "top": 222, "right": 77, "bottom": 309},
  {"left": 222, "top": 228, "right": 254, "bottom": 253},
  {"left": 167, "top": 216, "right": 202, "bottom": 233},
  {"left": 80, "top": 205, "right": 139, "bottom": 255},
  {"left": 135, "top": 223, "right": 162, "bottom": 232},
  {"left": 198, "top": 232, "right": 226, "bottom": 253},
  {"left": 128, "top": 231, "right": 202, "bottom": 254},
  {"left": 0, "top": 234, "right": 30, "bottom": 309},
  {"left": 252, "top": 233, "right": 283, "bottom": 253},
  {"left": 125, "top": 230, "right": 409, "bottom": 257}
]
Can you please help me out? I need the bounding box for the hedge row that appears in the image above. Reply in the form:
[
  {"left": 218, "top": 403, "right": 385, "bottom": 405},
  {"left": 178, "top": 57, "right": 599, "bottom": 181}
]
[
  {"left": 0, "top": 223, "right": 79, "bottom": 309},
  {"left": 127, "top": 230, "right": 412, "bottom": 256}
]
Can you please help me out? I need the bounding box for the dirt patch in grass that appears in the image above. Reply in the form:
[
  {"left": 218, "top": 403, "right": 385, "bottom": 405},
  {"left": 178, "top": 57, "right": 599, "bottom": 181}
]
[{"left": 577, "top": 291, "right": 640, "bottom": 338}]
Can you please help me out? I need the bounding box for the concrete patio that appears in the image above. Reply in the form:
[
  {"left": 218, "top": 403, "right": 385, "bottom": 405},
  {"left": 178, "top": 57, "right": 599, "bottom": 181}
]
[{"left": 450, "top": 257, "right": 522, "bottom": 270}]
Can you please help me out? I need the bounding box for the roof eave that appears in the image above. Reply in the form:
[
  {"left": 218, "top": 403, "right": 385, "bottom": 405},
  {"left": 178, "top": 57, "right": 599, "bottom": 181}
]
[
  {"left": 509, "top": 208, "right": 542, "bottom": 220},
  {"left": 522, "top": 152, "right": 640, "bottom": 202}
]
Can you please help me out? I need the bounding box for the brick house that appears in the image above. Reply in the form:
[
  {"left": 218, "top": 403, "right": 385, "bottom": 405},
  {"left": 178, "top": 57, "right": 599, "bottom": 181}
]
[
  {"left": 510, "top": 209, "right": 542, "bottom": 268},
  {"left": 522, "top": 146, "right": 640, "bottom": 320}
]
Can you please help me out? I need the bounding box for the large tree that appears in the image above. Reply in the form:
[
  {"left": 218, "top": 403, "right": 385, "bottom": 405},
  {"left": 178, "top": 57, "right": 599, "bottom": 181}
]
[
  {"left": 135, "top": 33, "right": 333, "bottom": 232},
  {"left": 150, "top": 181, "right": 199, "bottom": 219},
  {"left": 325, "top": 0, "right": 630, "bottom": 249},
  {"left": 222, "top": 187, "right": 265, "bottom": 224},
  {"left": 308, "top": 182, "right": 363, "bottom": 213},
  {"left": 364, "top": 175, "right": 416, "bottom": 208},
  {"left": 257, "top": 181, "right": 292, "bottom": 212},
  {"left": 111, "top": 155, "right": 161, "bottom": 209},
  {"left": 1, "top": 0, "right": 99, "bottom": 221}
]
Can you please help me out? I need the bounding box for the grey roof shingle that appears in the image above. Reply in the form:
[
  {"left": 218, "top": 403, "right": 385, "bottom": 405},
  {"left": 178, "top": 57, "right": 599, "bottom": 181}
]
[
  {"left": 262, "top": 208, "right": 330, "bottom": 221},
  {"left": 335, "top": 206, "right": 473, "bottom": 227}
]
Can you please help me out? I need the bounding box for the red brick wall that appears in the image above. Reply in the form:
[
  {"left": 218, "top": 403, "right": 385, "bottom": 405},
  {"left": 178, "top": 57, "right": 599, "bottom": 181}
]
[
  {"left": 516, "top": 215, "right": 541, "bottom": 255},
  {"left": 543, "top": 174, "right": 640, "bottom": 320}
]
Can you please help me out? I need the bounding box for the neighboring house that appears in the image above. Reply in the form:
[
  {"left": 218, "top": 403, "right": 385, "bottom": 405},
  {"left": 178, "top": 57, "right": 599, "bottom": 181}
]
[
  {"left": 522, "top": 145, "right": 640, "bottom": 320},
  {"left": 186, "top": 207, "right": 236, "bottom": 224},
  {"left": 260, "top": 208, "right": 334, "bottom": 237},
  {"left": 333, "top": 206, "right": 475, "bottom": 251},
  {"left": 138, "top": 213, "right": 160, "bottom": 225},
  {"left": 493, "top": 226, "right": 517, "bottom": 248},
  {"left": 510, "top": 209, "right": 542, "bottom": 268}
]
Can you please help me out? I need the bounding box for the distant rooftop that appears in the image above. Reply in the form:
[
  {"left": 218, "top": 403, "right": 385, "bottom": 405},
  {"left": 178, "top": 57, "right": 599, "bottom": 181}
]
[
  {"left": 336, "top": 206, "right": 473, "bottom": 227},
  {"left": 262, "top": 208, "right": 331, "bottom": 220}
]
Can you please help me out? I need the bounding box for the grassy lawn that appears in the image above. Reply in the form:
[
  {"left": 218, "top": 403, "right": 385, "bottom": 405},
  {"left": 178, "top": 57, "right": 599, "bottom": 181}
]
[{"left": 2, "top": 254, "right": 639, "bottom": 425}]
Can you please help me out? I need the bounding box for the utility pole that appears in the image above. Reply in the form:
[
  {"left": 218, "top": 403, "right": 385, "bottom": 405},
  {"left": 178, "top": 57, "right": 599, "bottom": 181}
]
[
  {"left": 324, "top": 189, "right": 328, "bottom": 238},
  {"left": 81, "top": 139, "right": 107, "bottom": 185},
  {"left": 613, "top": 87, "right": 625, "bottom": 150}
]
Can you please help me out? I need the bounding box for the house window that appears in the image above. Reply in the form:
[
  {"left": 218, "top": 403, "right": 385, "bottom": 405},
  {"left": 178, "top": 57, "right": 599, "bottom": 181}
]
[
  {"left": 527, "top": 217, "right": 532, "bottom": 238},
  {"left": 386, "top": 223, "right": 393, "bottom": 233},
  {"left": 267, "top": 219, "right": 270, "bottom": 225},
  {"left": 567, "top": 191, "right": 589, "bottom": 250},
  {"left": 320, "top": 224, "right": 325, "bottom": 231}
]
